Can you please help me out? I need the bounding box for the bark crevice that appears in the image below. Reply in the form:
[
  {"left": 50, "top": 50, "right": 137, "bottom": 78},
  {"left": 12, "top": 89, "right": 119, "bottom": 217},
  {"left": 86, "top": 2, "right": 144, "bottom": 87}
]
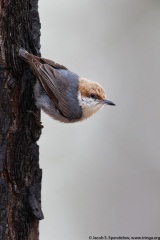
[{"left": 0, "top": 0, "right": 42, "bottom": 239}]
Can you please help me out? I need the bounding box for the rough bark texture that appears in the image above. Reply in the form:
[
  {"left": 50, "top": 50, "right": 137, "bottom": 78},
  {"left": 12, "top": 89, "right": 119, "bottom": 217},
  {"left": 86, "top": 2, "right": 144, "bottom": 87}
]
[{"left": 0, "top": 0, "right": 43, "bottom": 239}]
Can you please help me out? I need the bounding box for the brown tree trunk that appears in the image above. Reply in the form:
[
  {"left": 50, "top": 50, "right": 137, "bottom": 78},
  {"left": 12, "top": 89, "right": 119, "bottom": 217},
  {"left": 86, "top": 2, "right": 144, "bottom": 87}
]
[{"left": 0, "top": 0, "right": 43, "bottom": 239}]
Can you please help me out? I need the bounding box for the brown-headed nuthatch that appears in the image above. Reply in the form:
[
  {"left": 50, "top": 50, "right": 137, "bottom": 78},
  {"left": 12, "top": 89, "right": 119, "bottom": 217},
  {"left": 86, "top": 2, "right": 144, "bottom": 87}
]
[{"left": 19, "top": 48, "right": 115, "bottom": 123}]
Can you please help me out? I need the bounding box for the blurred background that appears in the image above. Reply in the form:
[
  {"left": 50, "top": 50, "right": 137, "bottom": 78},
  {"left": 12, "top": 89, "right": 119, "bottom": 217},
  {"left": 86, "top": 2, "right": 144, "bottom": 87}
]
[{"left": 38, "top": 0, "right": 160, "bottom": 239}]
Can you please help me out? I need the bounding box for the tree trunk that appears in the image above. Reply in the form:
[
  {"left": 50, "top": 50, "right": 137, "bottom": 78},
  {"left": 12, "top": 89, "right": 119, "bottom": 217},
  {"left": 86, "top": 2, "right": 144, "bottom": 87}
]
[{"left": 0, "top": 0, "right": 43, "bottom": 239}]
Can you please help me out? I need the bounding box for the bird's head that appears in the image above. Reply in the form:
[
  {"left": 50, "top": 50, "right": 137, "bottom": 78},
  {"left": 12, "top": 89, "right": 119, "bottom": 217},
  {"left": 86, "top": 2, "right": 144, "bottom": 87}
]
[{"left": 78, "top": 78, "right": 115, "bottom": 120}]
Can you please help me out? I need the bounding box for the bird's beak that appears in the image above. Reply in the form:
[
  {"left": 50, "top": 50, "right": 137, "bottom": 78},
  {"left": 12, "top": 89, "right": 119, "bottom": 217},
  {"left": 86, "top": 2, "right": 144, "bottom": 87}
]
[{"left": 102, "top": 99, "right": 116, "bottom": 106}]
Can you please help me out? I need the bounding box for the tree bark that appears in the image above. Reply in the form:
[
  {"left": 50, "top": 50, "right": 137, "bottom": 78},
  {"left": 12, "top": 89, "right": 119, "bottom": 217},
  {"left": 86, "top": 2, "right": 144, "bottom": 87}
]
[{"left": 0, "top": 0, "right": 43, "bottom": 239}]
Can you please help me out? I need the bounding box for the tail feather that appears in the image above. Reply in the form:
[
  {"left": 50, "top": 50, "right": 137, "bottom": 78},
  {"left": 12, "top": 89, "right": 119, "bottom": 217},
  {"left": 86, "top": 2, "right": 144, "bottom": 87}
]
[
  {"left": 18, "top": 48, "right": 29, "bottom": 61},
  {"left": 19, "top": 47, "right": 43, "bottom": 79}
]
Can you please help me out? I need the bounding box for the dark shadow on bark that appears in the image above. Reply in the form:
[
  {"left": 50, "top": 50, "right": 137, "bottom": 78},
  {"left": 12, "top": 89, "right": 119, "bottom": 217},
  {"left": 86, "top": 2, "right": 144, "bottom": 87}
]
[{"left": 0, "top": 0, "right": 43, "bottom": 239}]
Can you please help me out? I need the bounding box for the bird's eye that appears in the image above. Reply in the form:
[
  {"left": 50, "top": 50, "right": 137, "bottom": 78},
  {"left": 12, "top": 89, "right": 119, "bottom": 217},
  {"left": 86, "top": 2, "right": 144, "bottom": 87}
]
[{"left": 90, "top": 93, "right": 95, "bottom": 99}]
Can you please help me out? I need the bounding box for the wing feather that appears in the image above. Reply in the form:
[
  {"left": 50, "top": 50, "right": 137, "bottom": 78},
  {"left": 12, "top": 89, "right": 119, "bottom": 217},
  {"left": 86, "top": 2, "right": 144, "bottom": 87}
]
[
  {"left": 41, "top": 58, "right": 68, "bottom": 70},
  {"left": 39, "top": 64, "right": 71, "bottom": 117}
]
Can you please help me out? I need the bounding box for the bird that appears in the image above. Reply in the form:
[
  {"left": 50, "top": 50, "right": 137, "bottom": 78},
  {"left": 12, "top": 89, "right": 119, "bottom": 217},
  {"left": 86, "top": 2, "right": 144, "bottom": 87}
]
[{"left": 19, "top": 48, "right": 115, "bottom": 123}]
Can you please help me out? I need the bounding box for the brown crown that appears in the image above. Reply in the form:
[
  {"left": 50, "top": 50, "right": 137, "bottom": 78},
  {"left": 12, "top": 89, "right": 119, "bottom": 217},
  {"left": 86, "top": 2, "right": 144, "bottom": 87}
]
[{"left": 78, "top": 78, "right": 106, "bottom": 100}]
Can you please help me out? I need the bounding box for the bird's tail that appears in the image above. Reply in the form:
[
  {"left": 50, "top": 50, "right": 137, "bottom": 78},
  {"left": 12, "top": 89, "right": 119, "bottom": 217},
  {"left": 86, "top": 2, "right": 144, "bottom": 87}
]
[
  {"left": 18, "top": 47, "right": 43, "bottom": 78},
  {"left": 18, "top": 48, "right": 29, "bottom": 62}
]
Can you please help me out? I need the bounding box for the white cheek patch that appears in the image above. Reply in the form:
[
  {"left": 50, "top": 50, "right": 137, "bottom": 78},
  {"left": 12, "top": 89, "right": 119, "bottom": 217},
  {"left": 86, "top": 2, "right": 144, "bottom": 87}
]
[
  {"left": 78, "top": 93, "right": 99, "bottom": 106},
  {"left": 78, "top": 93, "right": 103, "bottom": 120},
  {"left": 81, "top": 97, "right": 99, "bottom": 107}
]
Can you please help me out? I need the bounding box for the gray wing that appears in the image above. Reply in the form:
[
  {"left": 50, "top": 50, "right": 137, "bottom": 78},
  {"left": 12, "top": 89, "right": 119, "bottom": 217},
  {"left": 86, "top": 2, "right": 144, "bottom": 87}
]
[{"left": 39, "top": 64, "right": 71, "bottom": 118}]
